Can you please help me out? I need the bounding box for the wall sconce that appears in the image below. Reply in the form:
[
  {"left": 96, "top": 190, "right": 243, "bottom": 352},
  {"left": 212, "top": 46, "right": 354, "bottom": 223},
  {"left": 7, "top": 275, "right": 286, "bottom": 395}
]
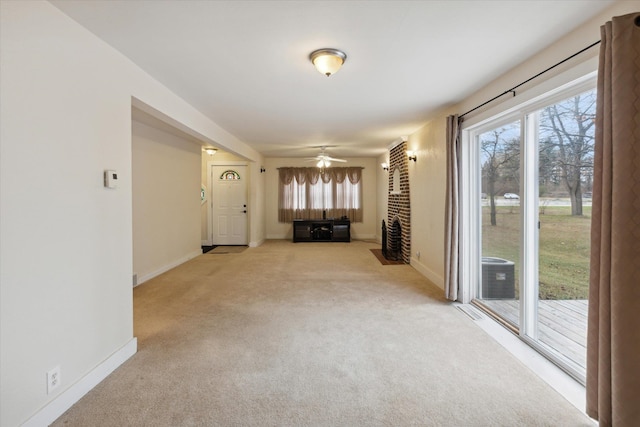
[
  {"left": 407, "top": 151, "right": 417, "bottom": 162},
  {"left": 260, "top": 167, "right": 266, "bottom": 173},
  {"left": 381, "top": 163, "right": 389, "bottom": 171},
  {"left": 204, "top": 147, "right": 217, "bottom": 156}
]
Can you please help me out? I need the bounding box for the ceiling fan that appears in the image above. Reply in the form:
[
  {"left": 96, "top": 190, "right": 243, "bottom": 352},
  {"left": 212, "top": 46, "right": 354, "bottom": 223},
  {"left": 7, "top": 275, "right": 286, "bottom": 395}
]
[{"left": 305, "top": 146, "right": 347, "bottom": 168}]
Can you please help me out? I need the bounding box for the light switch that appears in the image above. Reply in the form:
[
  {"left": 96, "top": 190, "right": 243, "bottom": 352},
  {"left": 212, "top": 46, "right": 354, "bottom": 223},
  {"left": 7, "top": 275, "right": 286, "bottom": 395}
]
[{"left": 104, "top": 170, "right": 118, "bottom": 188}]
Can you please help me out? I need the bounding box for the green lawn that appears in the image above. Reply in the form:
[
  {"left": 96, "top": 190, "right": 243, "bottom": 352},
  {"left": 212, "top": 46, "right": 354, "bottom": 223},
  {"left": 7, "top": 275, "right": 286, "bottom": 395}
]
[{"left": 482, "top": 205, "right": 591, "bottom": 300}]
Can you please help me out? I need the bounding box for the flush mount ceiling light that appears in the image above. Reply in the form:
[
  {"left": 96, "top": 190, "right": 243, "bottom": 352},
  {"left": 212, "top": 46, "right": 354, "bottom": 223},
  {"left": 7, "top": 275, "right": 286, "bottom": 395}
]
[
  {"left": 309, "top": 48, "right": 347, "bottom": 77},
  {"left": 204, "top": 147, "right": 217, "bottom": 156}
]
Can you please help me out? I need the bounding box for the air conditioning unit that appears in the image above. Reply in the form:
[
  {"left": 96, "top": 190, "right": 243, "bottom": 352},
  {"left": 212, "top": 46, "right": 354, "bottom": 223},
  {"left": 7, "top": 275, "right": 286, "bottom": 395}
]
[{"left": 481, "top": 257, "right": 515, "bottom": 299}]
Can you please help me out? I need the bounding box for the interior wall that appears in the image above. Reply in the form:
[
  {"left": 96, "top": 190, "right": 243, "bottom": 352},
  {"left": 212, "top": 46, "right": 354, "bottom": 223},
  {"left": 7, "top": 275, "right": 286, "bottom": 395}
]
[
  {"left": 405, "top": 116, "right": 449, "bottom": 287},
  {"left": 264, "top": 157, "right": 378, "bottom": 241},
  {"left": 132, "top": 121, "right": 202, "bottom": 284},
  {"left": 1, "top": 4, "right": 135, "bottom": 426},
  {"left": 0, "top": 2, "right": 263, "bottom": 426}
]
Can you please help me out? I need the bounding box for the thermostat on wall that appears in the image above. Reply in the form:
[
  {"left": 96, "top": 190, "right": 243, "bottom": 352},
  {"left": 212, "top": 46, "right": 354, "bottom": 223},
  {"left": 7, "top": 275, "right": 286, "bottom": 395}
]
[{"left": 104, "top": 170, "right": 118, "bottom": 188}]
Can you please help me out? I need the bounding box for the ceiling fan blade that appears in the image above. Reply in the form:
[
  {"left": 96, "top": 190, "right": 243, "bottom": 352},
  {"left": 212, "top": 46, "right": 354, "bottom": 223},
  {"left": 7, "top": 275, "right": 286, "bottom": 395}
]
[{"left": 326, "top": 157, "right": 347, "bottom": 162}]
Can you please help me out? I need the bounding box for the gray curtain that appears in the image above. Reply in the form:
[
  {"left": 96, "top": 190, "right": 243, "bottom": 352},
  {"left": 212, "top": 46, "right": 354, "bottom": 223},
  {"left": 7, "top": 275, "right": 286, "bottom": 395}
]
[
  {"left": 586, "top": 12, "right": 640, "bottom": 427},
  {"left": 444, "top": 115, "right": 461, "bottom": 301}
]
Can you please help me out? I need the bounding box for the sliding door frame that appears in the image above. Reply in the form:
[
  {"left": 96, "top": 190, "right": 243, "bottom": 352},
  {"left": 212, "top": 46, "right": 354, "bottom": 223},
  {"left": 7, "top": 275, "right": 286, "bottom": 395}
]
[{"left": 460, "top": 72, "right": 597, "bottom": 383}]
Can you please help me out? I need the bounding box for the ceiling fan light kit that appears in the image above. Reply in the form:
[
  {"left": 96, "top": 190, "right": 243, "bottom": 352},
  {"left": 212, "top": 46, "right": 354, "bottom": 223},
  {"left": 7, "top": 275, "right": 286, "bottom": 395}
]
[
  {"left": 306, "top": 146, "right": 347, "bottom": 168},
  {"left": 317, "top": 159, "right": 331, "bottom": 168},
  {"left": 309, "top": 48, "right": 347, "bottom": 77}
]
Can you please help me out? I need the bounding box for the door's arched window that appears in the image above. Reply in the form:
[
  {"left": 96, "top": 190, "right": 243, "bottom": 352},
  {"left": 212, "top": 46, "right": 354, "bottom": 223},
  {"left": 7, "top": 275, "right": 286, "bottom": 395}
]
[{"left": 220, "top": 170, "right": 240, "bottom": 180}]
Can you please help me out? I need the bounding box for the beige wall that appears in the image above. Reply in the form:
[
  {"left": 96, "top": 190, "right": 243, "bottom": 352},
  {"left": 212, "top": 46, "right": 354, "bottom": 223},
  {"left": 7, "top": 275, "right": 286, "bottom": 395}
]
[
  {"left": 0, "top": 2, "right": 263, "bottom": 425},
  {"left": 264, "top": 157, "right": 378, "bottom": 241},
  {"left": 132, "top": 121, "right": 202, "bottom": 284},
  {"left": 404, "top": 116, "right": 452, "bottom": 288}
]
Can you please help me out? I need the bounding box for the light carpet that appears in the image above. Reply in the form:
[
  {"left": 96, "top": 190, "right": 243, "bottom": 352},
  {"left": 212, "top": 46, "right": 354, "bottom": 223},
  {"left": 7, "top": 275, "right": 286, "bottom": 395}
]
[{"left": 52, "top": 240, "right": 592, "bottom": 426}]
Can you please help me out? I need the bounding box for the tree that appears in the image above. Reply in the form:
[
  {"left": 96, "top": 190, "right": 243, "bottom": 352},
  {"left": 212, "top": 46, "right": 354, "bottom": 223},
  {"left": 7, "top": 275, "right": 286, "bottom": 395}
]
[
  {"left": 481, "top": 126, "right": 520, "bottom": 226},
  {"left": 540, "top": 91, "right": 596, "bottom": 216}
]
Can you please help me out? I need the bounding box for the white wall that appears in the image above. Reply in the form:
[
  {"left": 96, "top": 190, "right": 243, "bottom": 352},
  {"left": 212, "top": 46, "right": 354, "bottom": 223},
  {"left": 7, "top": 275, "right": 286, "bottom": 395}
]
[
  {"left": 264, "top": 157, "right": 378, "bottom": 241},
  {"left": 403, "top": 0, "right": 639, "bottom": 291},
  {"left": 0, "top": 2, "right": 262, "bottom": 426},
  {"left": 132, "top": 121, "right": 202, "bottom": 285}
]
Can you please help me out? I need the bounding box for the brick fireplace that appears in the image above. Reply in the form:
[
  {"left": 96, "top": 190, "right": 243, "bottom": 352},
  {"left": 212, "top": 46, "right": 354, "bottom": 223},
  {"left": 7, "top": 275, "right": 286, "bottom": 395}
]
[{"left": 387, "top": 141, "right": 411, "bottom": 264}]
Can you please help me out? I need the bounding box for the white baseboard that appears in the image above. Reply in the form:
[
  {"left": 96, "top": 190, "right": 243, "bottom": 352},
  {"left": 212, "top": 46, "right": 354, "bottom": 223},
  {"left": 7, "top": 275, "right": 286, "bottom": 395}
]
[
  {"left": 266, "top": 234, "right": 288, "bottom": 240},
  {"left": 265, "top": 234, "right": 377, "bottom": 242},
  {"left": 135, "top": 249, "right": 203, "bottom": 286},
  {"left": 351, "top": 233, "right": 376, "bottom": 240},
  {"left": 410, "top": 257, "right": 444, "bottom": 290},
  {"left": 249, "top": 238, "right": 264, "bottom": 248},
  {"left": 201, "top": 239, "right": 212, "bottom": 246},
  {"left": 23, "top": 338, "right": 137, "bottom": 427}
]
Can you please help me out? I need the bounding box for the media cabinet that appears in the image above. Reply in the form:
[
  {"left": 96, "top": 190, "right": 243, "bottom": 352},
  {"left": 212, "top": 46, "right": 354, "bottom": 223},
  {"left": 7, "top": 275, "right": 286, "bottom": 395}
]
[{"left": 293, "top": 219, "right": 350, "bottom": 242}]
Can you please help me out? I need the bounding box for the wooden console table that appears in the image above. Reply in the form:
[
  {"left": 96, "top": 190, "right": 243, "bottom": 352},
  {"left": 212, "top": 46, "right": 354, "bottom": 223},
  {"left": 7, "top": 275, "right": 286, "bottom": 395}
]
[{"left": 293, "top": 219, "right": 350, "bottom": 242}]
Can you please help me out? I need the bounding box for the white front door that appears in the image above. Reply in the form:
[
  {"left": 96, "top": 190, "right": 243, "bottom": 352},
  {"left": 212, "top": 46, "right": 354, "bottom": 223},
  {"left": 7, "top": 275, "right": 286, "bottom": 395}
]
[{"left": 211, "top": 165, "right": 248, "bottom": 245}]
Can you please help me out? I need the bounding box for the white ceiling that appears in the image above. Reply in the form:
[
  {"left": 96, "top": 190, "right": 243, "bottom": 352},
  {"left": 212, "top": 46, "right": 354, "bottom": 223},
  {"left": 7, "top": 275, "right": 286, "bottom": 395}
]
[{"left": 51, "top": 0, "right": 614, "bottom": 158}]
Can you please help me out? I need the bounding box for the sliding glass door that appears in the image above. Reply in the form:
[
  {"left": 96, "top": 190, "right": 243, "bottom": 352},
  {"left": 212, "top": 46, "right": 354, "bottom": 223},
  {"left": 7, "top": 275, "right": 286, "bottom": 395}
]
[
  {"left": 534, "top": 89, "right": 595, "bottom": 376},
  {"left": 478, "top": 120, "right": 521, "bottom": 329},
  {"left": 467, "top": 81, "right": 596, "bottom": 382}
]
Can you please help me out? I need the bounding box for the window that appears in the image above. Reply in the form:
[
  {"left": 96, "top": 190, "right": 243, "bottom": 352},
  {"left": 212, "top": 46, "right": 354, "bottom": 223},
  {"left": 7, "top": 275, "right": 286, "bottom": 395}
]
[
  {"left": 220, "top": 170, "right": 241, "bottom": 180},
  {"left": 462, "top": 74, "right": 596, "bottom": 383},
  {"left": 278, "top": 167, "right": 363, "bottom": 222}
]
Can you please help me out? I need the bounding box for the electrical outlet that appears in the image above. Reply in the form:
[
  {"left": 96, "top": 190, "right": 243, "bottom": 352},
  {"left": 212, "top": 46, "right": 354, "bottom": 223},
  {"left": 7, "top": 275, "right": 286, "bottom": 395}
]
[{"left": 47, "top": 366, "right": 61, "bottom": 394}]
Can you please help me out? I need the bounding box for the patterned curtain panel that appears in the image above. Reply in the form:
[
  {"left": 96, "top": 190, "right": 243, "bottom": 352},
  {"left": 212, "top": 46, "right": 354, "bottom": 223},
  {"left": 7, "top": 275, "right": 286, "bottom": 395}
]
[
  {"left": 586, "top": 12, "right": 640, "bottom": 427},
  {"left": 278, "top": 167, "right": 363, "bottom": 222}
]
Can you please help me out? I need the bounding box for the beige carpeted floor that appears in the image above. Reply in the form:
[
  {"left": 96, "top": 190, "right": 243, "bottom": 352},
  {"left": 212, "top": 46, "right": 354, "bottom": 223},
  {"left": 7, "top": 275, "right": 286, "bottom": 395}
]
[
  {"left": 207, "top": 245, "right": 248, "bottom": 254},
  {"left": 52, "top": 240, "right": 592, "bottom": 426}
]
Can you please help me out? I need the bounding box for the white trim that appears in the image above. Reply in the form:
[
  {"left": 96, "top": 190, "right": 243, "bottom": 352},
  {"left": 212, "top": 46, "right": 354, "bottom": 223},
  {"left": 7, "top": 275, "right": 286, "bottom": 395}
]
[
  {"left": 22, "top": 338, "right": 138, "bottom": 427},
  {"left": 134, "top": 249, "right": 202, "bottom": 286},
  {"left": 263, "top": 234, "right": 375, "bottom": 241},
  {"left": 459, "top": 128, "right": 480, "bottom": 304},
  {"left": 520, "top": 112, "right": 540, "bottom": 338},
  {"left": 411, "top": 257, "right": 444, "bottom": 290},
  {"left": 249, "top": 239, "right": 264, "bottom": 248},
  {"left": 266, "top": 234, "right": 287, "bottom": 240},
  {"left": 352, "top": 233, "right": 376, "bottom": 240}
]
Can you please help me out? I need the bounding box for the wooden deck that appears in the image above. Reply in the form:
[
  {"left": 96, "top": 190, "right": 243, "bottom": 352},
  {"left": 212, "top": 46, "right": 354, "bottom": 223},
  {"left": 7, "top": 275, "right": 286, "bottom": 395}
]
[{"left": 478, "top": 299, "right": 588, "bottom": 370}]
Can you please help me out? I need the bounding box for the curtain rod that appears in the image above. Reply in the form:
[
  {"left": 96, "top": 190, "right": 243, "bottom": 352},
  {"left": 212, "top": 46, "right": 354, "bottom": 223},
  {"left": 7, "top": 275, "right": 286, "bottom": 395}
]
[
  {"left": 276, "top": 166, "right": 364, "bottom": 169},
  {"left": 459, "top": 40, "right": 601, "bottom": 120}
]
